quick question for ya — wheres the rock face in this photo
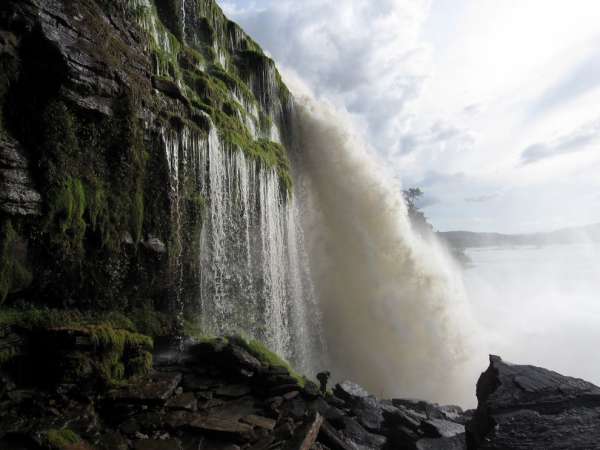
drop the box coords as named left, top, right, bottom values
left=0, top=0, right=293, bottom=309
left=0, top=134, right=41, bottom=216
left=466, top=355, right=600, bottom=449
left=0, top=335, right=470, bottom=450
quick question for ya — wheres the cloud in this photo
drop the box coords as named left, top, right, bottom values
left=465, top=194, right=498, bottom=203
left=530, top=47, right=600, bottom=117
left=220, top=0, right=600, bottom=233
left=520, top=118, right=600, bottom=164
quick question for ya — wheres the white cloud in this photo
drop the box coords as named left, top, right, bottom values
left=219, top=0, right=600, bottom=232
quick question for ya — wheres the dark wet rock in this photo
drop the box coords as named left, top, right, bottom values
left=215, top=384, right=252, bottom=398
left=136, top=411, right=164, bottom=432
left=416, top=435, right=466, bottom=450
left=0, top=134, right=41, bottom=216
left=381, top=403, right=422, bottom=431
left=309, top=399, right=346, bottom=429
left=319, top=422, right=357, bottom=450
left=248, top=435, right=276, bottom=450
left=333, top=382, right=370, bottom=404
left=226, top=345, right=264, bottom=373
left=109, top=372, right=182, bottom=404
left=188, top=415, right=253, bottom=435
left=151, top=76, right=188, bottom=104
left=270, top=384, right=304, bottom=396
left=283, top=391, right=300, bottom=401
left=466, top=355, right=600, bottom=449
left=283, top=412, right=323, bottom=450
left=166, top=392, right=198, bottom=411
left=143, top=237, right=167, bottom=254
left=421, top=418, right=465, bottom=439
left=242, top=414, right=277, bottom=431
left=134, top=438, right=183, bottom=450
left=339, top=417, right=386, bottom=450
left=96, top=430, right=129, bottom=450
left=182, top=374, right=220, bottom=391
left=351, top=397, right=384, bottom=433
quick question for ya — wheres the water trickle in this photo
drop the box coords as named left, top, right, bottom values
left=181, top=0, right=186, bottom=43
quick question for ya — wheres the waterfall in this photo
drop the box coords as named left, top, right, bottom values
left=287, top=88, right=481, bottom=405
left=181, top=0, right=186, bottom=43
left=158, top=117, right=323, bottom=374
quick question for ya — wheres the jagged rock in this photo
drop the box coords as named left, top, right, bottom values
left=0, top=134, right=41, bottom=216
left=466, top=355, right=600, bottom=449
left=351, top=396, right=384, bottom=433
left=151, top=76, right=188, bottom=104
left=421, top=419, right=465, bottom=439
left=319, top=422, right=357, bottom=450
left=333, top=382, right=370, bottom=404
left=339, top=417, right=386, bottom=450
left=227, top=345, right=264, bottom=373
left=283, top=413, right=323, bottom=450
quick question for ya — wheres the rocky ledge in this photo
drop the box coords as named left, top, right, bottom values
left=1, top=340, right=599, bottom=450
left=0, top=334, right=470, bottom=450
left=467, top=355, right=600, bottom=449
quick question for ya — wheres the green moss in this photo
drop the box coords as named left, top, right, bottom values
left=0, top=307, right=135, bottom=332
left=55, top=323, right=153, bottom=384
left=229, top=335, right=305, bottom=386
left=209, top=65, right=255, bottom=104
left=131, top=306, right=175, bottom=337
left=46, top=428, right=81, bottom=449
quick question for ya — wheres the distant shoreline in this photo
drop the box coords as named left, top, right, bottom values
left=438, top=222, right=600, bottom=250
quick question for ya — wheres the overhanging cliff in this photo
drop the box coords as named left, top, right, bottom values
left=0, top=0, right=295, bottom=323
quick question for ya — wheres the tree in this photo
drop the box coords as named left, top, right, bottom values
left=402, top=187, right=433, bottom=236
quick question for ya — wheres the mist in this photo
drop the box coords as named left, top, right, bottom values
left=463, top=240, right=600, bottom=389
left=288, top=86, right=484, bottom=406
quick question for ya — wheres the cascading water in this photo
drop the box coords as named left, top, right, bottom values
left=159, top=114, right=324, bottom=374
left=287, top=86, right=481, bottom=405
left=197, top=121, right=324, bottom=373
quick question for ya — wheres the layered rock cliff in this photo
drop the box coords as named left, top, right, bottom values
left=0, top=0, right=295, bottom=327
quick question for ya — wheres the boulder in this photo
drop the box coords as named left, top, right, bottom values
left=466, top=355, right=600, bottom=449
left=333, top=381, right=370, bottom=404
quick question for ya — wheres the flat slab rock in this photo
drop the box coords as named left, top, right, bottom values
left=467, top=355, right=600, bottom=449
left=109, top=372, right=182, bottom=404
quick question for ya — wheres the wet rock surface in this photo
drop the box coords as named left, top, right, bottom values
left=466, top=355, right=600, bottom=449
left=0, top=134, right=41, bottom=216
left=0, top=337, right=470, bottom=450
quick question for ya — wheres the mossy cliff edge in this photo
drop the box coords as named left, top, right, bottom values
left=0, top=0, right=293, bottom=320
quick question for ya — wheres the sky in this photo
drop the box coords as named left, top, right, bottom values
left=218, top=0, right=600, bottom=233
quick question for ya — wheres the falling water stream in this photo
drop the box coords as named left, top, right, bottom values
left=160, top=114, right=324, bottom=375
